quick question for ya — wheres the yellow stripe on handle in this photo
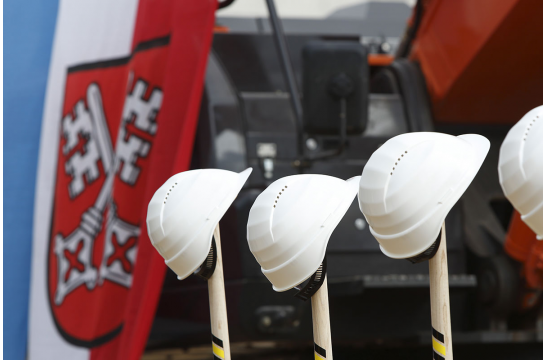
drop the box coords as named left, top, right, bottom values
left=432, top=337, right=446, bottom=356
left=315, top=352, right=326, bottom=360
left=212, top=342, right=225, bottom=359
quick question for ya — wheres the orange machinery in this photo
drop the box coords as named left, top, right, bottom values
left=410, top=0, right=542, bottom=124
left=505, top=211, right=543, bottom=310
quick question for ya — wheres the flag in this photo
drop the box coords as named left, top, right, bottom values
left=28, top=0, right=216, bottom=359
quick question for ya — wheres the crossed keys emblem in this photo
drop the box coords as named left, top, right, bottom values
left=54, top=79, right=162, bottom=305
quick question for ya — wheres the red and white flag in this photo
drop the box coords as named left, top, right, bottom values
left=29, top=1, right=216, bottom=359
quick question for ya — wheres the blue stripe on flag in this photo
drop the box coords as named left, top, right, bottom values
left=4, top=1, right=59, bottom=359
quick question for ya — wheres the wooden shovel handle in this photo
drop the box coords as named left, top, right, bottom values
left=429, top=222, right=453, bottom=360
left=311, top=275, right=333, bottom=360
left=208, top=224, right=231, bottom=360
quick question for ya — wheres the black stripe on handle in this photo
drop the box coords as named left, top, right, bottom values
left=433, top=350, right=445, bottom=360
left=432, top=327, right=444, bottom=343
left=212, top=334, right=223, bottom=348
left=314, top=343, right=327, bottom=358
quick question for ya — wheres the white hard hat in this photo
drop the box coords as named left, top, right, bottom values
left=147, top=168, right=252, bottom=280
left=247, top=174, right=360, bottom=292
left=498, top=105, right=543, bottom=237
left=358, top=132, right=489, bottom=260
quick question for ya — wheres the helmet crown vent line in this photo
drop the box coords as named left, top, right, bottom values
left=163, top=182, right=179, bottom=205
left=273, top=185, right=288, bottom=209
left=523, top=114, right=540, bottom=142
left=390, top=150, right=408, bottom=175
